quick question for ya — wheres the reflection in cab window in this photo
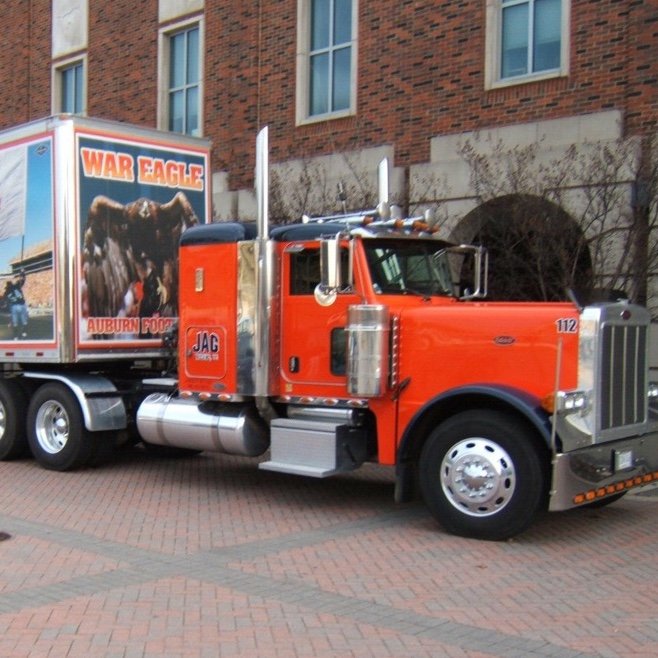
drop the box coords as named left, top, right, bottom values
left=364, top=239, right=457, bottom=297
left=290, top=249, right=321, bottom=295
left=289, top=248, right=350, bottom=295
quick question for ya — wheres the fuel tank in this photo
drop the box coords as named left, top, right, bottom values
left=136, top=393, right=270, bottom=456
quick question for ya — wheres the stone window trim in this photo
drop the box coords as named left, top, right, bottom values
left=484, top=0, right=570, bottom=90
left=51, top=53, right=87, bottom=115
left=157, top=15, right=204, bottom=136
left=296, top=0, right=359, bottom=126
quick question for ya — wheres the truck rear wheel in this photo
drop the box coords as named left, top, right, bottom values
left=0, top=380, right=29, bottom=460
left=27, top=383, right=92, bottom=471
left=419, top=410, right=547, bottom=540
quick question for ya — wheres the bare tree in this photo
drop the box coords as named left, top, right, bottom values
left=457, top=134, right=657, bottom=308
left=268, top=151, right=416, bottom=224
left=269, top=159, right=334, bottom=223
left=633, top=133, right=658, bottom=312
left=266, top=129, right=658, bottom=315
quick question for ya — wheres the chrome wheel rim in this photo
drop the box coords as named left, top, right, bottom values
left=35, top=401, right=69, bottom=454
left=440, top=438, right=516, bottom=517
left=0, top=401, right=6, bottom=440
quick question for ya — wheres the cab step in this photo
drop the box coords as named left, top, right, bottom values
left=259, top=417, right=367, bottom=478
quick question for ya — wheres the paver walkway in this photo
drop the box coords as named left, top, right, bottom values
left=0, top=445, right=656, bottom=657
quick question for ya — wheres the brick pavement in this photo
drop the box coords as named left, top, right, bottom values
left=0, top=445, right=657, bottom=658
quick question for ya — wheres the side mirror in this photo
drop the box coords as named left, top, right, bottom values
left=457, top=245, right=488, bottom=300
left=322, top=233, right=342, bottom=290
left=436, top=245, right=489, bottom=300
left=315, top=234, right=342, bottom=306
left=314, top=233, right=353, bottom=306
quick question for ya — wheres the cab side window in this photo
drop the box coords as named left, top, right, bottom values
left=289, top=247, right=350, bottom=295
left=290, top=249, right=321, bottom=295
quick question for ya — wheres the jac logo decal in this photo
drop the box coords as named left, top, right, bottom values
left=190, top=330, right=220, bottom=361
left=494, top=336, right=516, bottom=346
left=556, top=318, right=578, bottom=334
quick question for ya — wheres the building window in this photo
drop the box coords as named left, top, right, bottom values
left=159, top=21, right=202, bottom=136
left=486, top=0, right=568, bottom=88
left=297, top=0, right=357, bottom=123
left=169, top=26, right=200, bottom=135
left=54, top=59, right=86, bottom=114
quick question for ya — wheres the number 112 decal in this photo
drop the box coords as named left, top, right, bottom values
left=556, top=318, right=578, bottom=334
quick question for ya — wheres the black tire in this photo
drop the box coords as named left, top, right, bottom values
left=419, top=410, right=548, bottom=541
left=0, top=379, right=29, bottom=460
left=87, top=430, right=117, bottom=467
left=27, top=383, right=92, bottom=471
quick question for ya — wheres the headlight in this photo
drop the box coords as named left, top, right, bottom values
left=556, top=390, right=590, bottom=414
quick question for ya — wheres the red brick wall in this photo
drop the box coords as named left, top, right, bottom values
left=87, top=0, right=159, bottom=125
left=0, top=1, right=655, bottom=189
left=0, top=0, right=51, bottom=125
left=208, top=0, right=658, bottom=188
left=205, top=1, right=262, bottom=177
left=626, top=0, right=658, bottom=133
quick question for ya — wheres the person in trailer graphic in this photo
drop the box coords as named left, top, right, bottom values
left=6, top=270, right=28, bottom=339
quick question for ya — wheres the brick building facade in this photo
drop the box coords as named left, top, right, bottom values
left=0, top=1, right=657, bottom=305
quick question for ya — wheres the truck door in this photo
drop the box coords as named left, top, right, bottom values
left=279, top=244, right=359, bottom=395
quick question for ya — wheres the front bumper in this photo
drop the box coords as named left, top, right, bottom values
left=550, top=431, right=658, bottom=511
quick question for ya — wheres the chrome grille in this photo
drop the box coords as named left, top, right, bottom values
left=600, top=323, right=647, bottom=431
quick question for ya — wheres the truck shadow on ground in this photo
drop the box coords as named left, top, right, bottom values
left=100, top=441, right=657, bottom=545
left=107, top=441, right=400, bottom=510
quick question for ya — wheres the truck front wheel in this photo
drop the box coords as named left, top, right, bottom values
left=27, top=383, right=92, bottom=471
left=419, top=410, right=547, bottom=541
left=0, top=380, right=29, bottom=460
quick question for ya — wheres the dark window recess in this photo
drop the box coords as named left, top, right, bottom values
left=331, top=328, right=347, bottom=376
left=290, top=249, right=322, bottom=295
left=289, top=248, right=350, bottom=295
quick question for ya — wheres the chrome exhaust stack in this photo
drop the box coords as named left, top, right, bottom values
left=253, top=127, right=277, bottom=420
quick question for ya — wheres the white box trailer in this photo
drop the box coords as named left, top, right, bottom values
left=0, top=115, right=210, bottom=469
left=0, top=114, right=211, bottom=361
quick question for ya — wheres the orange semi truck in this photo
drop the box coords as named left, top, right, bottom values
left=2, top=121, right=658, bottom=540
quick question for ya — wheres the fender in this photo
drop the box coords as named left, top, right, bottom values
left=22, top=372, right=127, bottom=432
left=397, top=384, right=553, bottom=467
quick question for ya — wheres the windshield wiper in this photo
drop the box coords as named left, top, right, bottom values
left=380, top=284, right=430, bottom=300
left=401, top=286, right=431, bottom=300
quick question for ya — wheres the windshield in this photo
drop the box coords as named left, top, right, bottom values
left=363, top=239, right=458, bottom=297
